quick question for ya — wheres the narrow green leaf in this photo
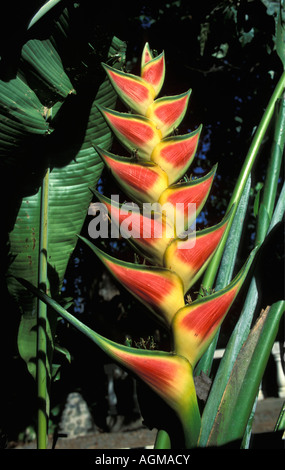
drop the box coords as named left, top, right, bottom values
left=240, top=396, right=258, bottom=449
left=198, top=276, right=259, bottom=446
left=256, top=93, right=285, bottom=244
left=205, top=301, right=285, bottom=447
left=197, top=76, right=285, bottom=444
left=274, top=402, right=285, bottom=432
left=199, top=70, right=285, bottom=292
left=194, top=175, right=251, bottom=377
left=54, top=344, right=71, bottom=363
left=28, top=0, right=63, bottom=30
left=199, top=163, right=285, bottom=446
left=268, top=180, right=285, bottom=232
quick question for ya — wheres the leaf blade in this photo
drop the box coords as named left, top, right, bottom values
left=205, top=301, right=285, bottom=447
left=7, top=35, right=127, bottom=377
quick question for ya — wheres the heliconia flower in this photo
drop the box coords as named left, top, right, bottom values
left=94, top=145, right=169, bottom=204
left=92, top=191, right=175, bottom=265
left=163, top=211, right=231, bottom=293
left=172, top=248, right=258, bottom=367
left=146, top=90, right=191, bottom=137
left=79, top=235, right=185, bottom=326
left=102, top=63, right=156, bottom=115
left=158, top=165, right=217, bottom=233
left=141, top=51, right=165, bottom=97
left=151, top=126, right=202, bottom=185
left=19, top=42, right=257, bottom=450
left=97, top=105, right=162, bottom=159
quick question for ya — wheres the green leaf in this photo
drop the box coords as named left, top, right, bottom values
left=199, top=22, right=210, bottom=56
left=255, top=93, right=285, bottom=243
left=204, top=301, right=285, bottom=447
left=199, top=138, right=285, bottom=446
left=261, top=0, right=285, bottom=68
left=198, top=277, right=259, bottom=446
left=268, top=180, right=285, bottom=231
left=199, top=70, right=285, bottom=294
left=20, top=38, right=74, bottom=104
left=27, top=0, right=63, bottom=30
left=51, top=363, right=61, bottom=382
left=54, top=343, right=71, bottom=363
left=0, top=75, right=49, bottom=158
left=239, top=27, right=255, bottom=47
left=276, top=0, right=285, bottom=69
left=275, top=402, right=285, bottom=432
left=6, top=33, right=127, bottom=378
left=212, top=43, right=229, bottom=59
left=194, top=175, right=251, bottom=377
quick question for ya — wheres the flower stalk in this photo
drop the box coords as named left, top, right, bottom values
left=37, top=168, right=50, bottom=449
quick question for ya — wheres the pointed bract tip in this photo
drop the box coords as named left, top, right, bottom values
left=146, top=89, right=192, bottom=137
left=172, top=245, right=259, bottom=366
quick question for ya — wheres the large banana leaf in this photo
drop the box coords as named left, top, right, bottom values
left=4, top=5, right=127, bottom=378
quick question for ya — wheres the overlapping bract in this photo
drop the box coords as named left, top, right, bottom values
left=83, top=44, right=253, bottom=428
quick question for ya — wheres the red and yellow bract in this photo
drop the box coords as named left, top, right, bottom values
left=146, top=90, right=191, bottom=136
left=81, top=237, right=185, bottom=326
left=95, top=146, right=169, bottom=204
left=172, top=254, right=253, bottom=367
left=92, top=330, right=198, bottom=424
left=164, top=212, right=231, bottom=292
left=102, top=63, right=155, bottom=115
left=141, top=43, right=165, bottom=96
left=97, top=106, right=162, bottom=159
left=93, top=192, right=175, bottom=265
left=151, top=127, right=202, bottom=184
left=141, top=50, right=165, bottom=96
left=158, top=166, right=217, bottom=232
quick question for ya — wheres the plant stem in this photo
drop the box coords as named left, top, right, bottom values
left=201, top=71, right=285, bottom=292
left=154, top=430, right=171, bottom=449
left=180, top=390, right=202, bottom=449
left=37, top=169, right=49, bottom=449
